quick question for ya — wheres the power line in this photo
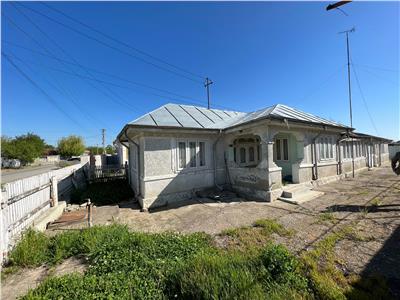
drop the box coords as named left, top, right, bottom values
left=4, top=41, right=214, bottom=107
left=40, top=1, right=206, bottom=80
left=298, top=65, right=346, bottom=102
left=350, top=59, right=380, bottom=135
left=352, top=63, right=399, bottom=73
left=2, top=53, right=87, bottom=129
left=6, top=6, right=142, bottom=113
left=7, top=52, right=212, bottom=108
left=16, top=2, right=204, bottom=84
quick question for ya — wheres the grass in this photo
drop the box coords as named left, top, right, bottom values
left=70, top=179, right=134, bottom=205
left=370, top=197, right=382, bottom=207
left=219, top=219, right=294, bottom=251
left=3, top=221, right=392, bottom=299
left=300, top=225, right=391, bottom=299
left=316, top=212, right=337, bottom=224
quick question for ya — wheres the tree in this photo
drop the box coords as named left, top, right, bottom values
left=1, top=133, right=45, bottom=164
left=105, top=144, right=115, bottom=154
left=58, top=135, right=85, bottom=157
left=87, top=146, right=104, bottom=155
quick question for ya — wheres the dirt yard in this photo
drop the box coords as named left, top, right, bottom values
left=2, top=166, right=399, bottom=299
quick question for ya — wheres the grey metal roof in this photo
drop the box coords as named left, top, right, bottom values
left=128, top=103, right=349, bottom=130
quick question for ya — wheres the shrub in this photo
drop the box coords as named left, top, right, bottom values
left=9, top=229, right=49, bottom=267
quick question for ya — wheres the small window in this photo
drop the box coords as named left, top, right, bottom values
left=283, top=139, right=289, bottom=160
left=329, top=138, right=333, bottom=158
left=233, top=147, right=237, bottom=163
left=276, top=139, right=281, bottom=160
left=189, top=142, right=196, bottom=167
left=199, top=142, right=205, bottom=166
left=240, top=147, right=246, bottom=163
left=249, top=147, right=255, bottom=162
left=178, top=142, right=186, bottom=168
left=257, top=144, right=260, bottom=161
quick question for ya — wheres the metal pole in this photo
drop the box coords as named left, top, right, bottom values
left=345, top=32, right=355, bottom=178
left=204, top=77, right=213, bottom=109
left=102, top=129, right=106, bottom=153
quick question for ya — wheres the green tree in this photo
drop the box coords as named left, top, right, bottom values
left=87, top=146, right=104, bottom=155
left=58, top=135, right=85, bottom=157
left=105, top=144, right=115, bottom=154
left=1, top=133, right=45, bottom=164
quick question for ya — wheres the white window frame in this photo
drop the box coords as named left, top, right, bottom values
left=319, top=136, right=334, bottom=161
left=176, top=139, right=207, bottom=171
left=275, top=138, right=289, bottom=162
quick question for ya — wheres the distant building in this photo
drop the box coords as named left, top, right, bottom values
left=117, top=103, right=391, bottom=210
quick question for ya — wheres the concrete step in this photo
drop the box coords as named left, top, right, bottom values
left=281, top=184, right=312, bottom=198
left=278, top=188, right=324, bottom=204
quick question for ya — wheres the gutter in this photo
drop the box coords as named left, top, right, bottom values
left=123, top=127, right=142, bottom=199
left=213, top=130, right=224, bottom=190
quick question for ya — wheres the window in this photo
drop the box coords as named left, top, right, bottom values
left=199, top=142, right=205, bottom=166
left=178, top=140, right=207, bottom=170
left=240, top=147, right=246, bottom=163
left=275, top=138, right=288, bottom=161
left=276, top=139, right=281, bottom=160
left=249, top=147, right=255, bottom=162
left=233, top=136, right=260, bottom=166
left=319, top=137, right=334, bottom=160
left=189, top=142, right=196, bottom=167
left=178, top=142, right=186, bottom=168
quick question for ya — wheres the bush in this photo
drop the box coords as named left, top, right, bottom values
left=9, top=229, right=49, bottom=267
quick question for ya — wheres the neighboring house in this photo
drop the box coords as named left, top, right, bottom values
left=117, top=103, right=391, bottom=210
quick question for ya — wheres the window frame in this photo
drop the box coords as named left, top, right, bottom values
left=319, top=136, right=334, bottom=161
left=176, top=139, right=207, bottom=171
left=275, top=138, right=289, bottom=162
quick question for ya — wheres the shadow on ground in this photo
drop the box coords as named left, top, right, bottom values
left=346, top=225, right=400, bottom=299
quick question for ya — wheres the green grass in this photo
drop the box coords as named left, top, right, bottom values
left=4, top=222, right=392, bottom=299
left=317, top=212, right=337, bottom=224
left=70, top=179, right=134, bottom=205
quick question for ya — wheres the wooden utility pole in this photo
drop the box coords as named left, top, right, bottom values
left=204, top=77, right=213, bottom=109
left=339, top=28, right=355, bottom=177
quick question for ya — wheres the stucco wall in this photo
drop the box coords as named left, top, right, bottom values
left=137, top=134, right=221, bottom=209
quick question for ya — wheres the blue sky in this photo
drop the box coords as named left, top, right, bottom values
left=2, top=1, right=399, bottom=146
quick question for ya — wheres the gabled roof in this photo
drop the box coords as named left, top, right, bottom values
left=128, top=103, right=349, bottom=130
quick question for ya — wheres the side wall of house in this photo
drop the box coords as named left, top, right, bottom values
left=137, top=133, right=223, bottom=209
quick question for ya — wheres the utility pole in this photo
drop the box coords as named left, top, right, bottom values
left=204, top=77, right=213, bottom=109
left=339, top=27, right=355, bottom=178
left=101, top=129, right=106, bottom=154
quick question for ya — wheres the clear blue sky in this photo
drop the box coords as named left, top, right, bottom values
left=2, top=1, right=399, bottom=146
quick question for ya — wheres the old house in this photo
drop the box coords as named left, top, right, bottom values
left=117, top=103, right=390, bottom=210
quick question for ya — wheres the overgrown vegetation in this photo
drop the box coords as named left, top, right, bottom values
left=1, top=133, right=45, bottom=164
left=58, top=135, right=85, bottom=157
left=4, top=220, right=392, bottom=299
left=70, top=179, right=134, bottom=205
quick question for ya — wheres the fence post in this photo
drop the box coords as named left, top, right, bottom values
left=50, top=176, right=58, bottom=207
left=86, top=198, right=92, bottom=227
left=1, top=187, right=9, bottom=263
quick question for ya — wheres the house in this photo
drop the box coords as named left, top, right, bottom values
left=117, top=103, right=391, bottom=211
left=389, top=140, right=400, bottom=160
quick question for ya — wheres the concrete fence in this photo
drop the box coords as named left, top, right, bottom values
left=0, top=163, right=88, bottom=262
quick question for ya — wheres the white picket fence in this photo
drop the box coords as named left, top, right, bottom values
left=1, top=163, right=88, bottom=261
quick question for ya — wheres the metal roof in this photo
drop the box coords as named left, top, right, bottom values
left=128, top=103, right=349, bottom=130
